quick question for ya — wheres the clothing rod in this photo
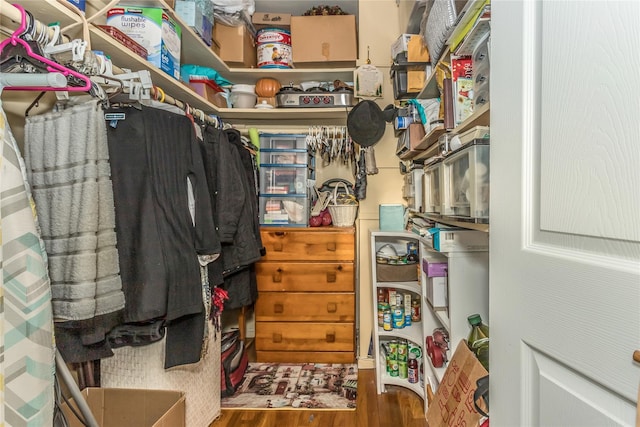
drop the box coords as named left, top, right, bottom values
left=0, top=72, right=67, bottom=88
left=152, top=86, right=221, bottom=128
left=0, top=0, right=70, bottom=44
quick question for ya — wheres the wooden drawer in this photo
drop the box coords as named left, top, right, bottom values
left=256, top=262, right=354, bottom=292
left=256, top=351, right=355, bottom=364
left=260, top=228, right=354, bottom=262
left=255, top=292, right=354, bottom=322
left=255, top=322, right=354, bottom=352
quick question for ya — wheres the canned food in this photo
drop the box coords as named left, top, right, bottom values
left=397, top=339, right=408, bottom=362
left=398, top=360, right=408, bottom=379
left=389, top=359, right=399, bottom=377
left=388, top=340, right=398, bottom=360
left=383, top=310, right=392, bottom=331
left=393, top=307, right=405, bottom=329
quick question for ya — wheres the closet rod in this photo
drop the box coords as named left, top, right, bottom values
left=151, top=86, right=222, bottom=128
left=0, top=0, right=70, bottom=43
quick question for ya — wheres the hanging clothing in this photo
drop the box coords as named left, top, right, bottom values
left=0, top=101, right=55, bottom=425
left=199, top=126, right=263, bottom=309
left=23, top=99, right=125, bottom=363
left=105, top=104, right=220, bottom=367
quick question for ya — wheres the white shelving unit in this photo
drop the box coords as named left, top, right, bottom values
left=370, top=230, right=489, bottom=412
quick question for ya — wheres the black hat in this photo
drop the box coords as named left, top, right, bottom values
left=382, top=104, right=398, bottom=123
left=347, top=100, right=386, bottom=147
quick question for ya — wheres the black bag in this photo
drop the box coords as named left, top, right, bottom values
left=220, top=330, right=249, bottom=397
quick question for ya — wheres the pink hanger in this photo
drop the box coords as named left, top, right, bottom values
left=0, top=3, right=92, bottom=92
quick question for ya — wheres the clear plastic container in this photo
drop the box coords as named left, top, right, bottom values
left=259, top=165, right=308, bottom=195
left=443, top=141, right=490, bottom=218
left=259, top=196, right=308, bottom=226
left=259, top=149, right=308, bottom=165
left=423, top=159, right=443, bottom=213
left=259, top=133, right=307, bottom=150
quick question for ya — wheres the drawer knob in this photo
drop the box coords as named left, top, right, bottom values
left=326, top=333, right=336, bottom=343
left=326, top=271, right=337, bottom=282
left=274, top=303, right=284, bottom=314
left=327, top=242, right=336, bottom=251
left=327, top=302, right=337, bottom=313
left=273, top=269, right=282, bottom=282
left=273, top=242, right=283, bottom=251
left=273, top=333, right=282, bottom=343
left=633, top=350, right=640, bottom=363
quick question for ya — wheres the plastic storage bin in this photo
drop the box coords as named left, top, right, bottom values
left=259, top=196, right=308, bottom=226
left=443, top=140, right=490, bottom=218
left=423, top=159, right=443, bottom=213
left=260, top=149, right=308, bottom=165
left=259, top=165, right=308, bottom=195
left=259, top=133, right=307, bottom=150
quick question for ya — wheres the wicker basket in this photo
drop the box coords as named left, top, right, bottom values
left=328, top=182, right=358, bottom=227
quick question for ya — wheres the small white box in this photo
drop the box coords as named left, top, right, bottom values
left=427, top=276, right=447, bottom=309
left=430, top=228, right=489, bottom=252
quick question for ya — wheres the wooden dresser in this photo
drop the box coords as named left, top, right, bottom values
left=255, top=227, right=356, bottom=363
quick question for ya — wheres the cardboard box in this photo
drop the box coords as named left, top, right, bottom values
left=212, top=24, right=256, bottom=68
left=252, top=12, right=291, bottom=30
left=429, top=227, right=489, bottom=252
left=174, top=1, right=213, bottom=46
left=422, top=259, right=448, bottom=277
left=107, top=7, right=182, bottom=79
left=61, top=388, right=185, bottom=427
left=427, top=276, right=448, bottom=308
left=391, top=34, right=429, bottom=63
left=290, top=15, right=357, bottom=66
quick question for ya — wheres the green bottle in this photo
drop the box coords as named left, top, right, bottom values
left=467, top=314, right=490, bottom=371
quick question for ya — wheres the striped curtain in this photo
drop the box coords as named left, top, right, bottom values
left=0, top=102, right=55, bottom=426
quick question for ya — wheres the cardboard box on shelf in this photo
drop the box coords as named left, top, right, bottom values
left=290, top=15, right=357, bottom=66
left=391, top=34, right=429, bottom=63
left=61, top=388, right=185, bottom=427
left=252, top=12, right=291, bottom=30
left=212, top=24, right=256, bottom=68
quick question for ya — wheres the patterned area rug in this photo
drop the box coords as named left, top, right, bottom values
left=221, top=363, right=358, bottom=410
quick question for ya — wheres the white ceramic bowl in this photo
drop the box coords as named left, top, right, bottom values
left=230, top=91, right=257, bottom=109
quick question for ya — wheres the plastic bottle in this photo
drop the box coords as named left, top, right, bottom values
left=407, top=352, right=419, bottom=384
left=467, top=313, right=490, bottom=371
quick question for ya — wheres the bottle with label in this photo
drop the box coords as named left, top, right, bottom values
left=407, top=352, right=419, bottom=384
left=467, top=313, right=490, bottom=371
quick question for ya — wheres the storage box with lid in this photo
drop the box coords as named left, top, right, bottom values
left=423, top=159, right=444, bottom=213
left=403, top=168, right=423, bottom=212
left=442, top=140, right=490, bottom=218
left=259, top=133, right=307, bottom=150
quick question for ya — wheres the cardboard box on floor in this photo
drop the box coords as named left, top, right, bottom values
left=290, top=15, right=357, bottom=66
left=61, top=388, right=185, bottom=427
left=212, top=24, right=256, bottom=68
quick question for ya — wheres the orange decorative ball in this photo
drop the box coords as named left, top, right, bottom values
left=255, top=78, right=282, bottom=97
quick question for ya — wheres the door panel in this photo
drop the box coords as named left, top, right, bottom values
left=491, top=1, right=640, bottom=425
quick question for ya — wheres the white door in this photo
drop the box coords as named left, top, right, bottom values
left=491, top=1, right=640, bottom=426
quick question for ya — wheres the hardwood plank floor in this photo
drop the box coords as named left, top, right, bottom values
left=210, top=368, right=429, bottom=427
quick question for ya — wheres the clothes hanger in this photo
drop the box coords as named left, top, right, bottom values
left=0, top=3, right=91, bottom=93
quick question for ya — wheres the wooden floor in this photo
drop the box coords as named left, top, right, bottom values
left=210, top=341, right=429, bottom=427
